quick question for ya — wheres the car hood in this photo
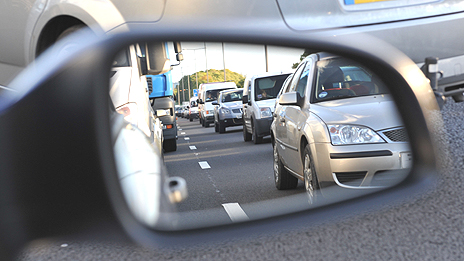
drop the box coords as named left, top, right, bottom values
left=310, top=95, right=403, bottom=131
left=256, top=99, right=277, bottom=112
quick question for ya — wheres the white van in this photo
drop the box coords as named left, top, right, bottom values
left=110, top=44, right=155, bottom=143
left=242, top=72, right=292, bottom=144
left=198, top=82, right=237, bottom=127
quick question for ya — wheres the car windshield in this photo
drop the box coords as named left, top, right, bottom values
left=221, top=90, right=243, bottom=103
left=255, top=74, right=289, bottom=101
left=313, top=58, right=389, bottom=103
left=205, top=89, right=230, bottom=102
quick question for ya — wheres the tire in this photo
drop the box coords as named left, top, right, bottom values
left=190, top=117, right=193, bottom=122
left=163, top=138, right=177, bottom=152
left=273, top=143, right=298, bottom=190
left=252, top=120, right=263, bottom=144
left=243, top=122, right=252, bottom=141
left=219, top=121, right=226, bottom=133
left=303, top=144, right=319, bottom=204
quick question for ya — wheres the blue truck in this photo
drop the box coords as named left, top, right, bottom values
left=147, top=42, right=182, bottom=152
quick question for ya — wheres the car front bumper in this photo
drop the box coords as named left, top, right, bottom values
left=313, top=142, right=412, bottom=197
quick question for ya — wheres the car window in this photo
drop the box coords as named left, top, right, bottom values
left=222, top=90, right=243, bottom=102
left=288, top=63, right=305, bottom=93
left=113, top=48, right=130, bottom=67
left=254, top=74, right=292, bottom=101
left=313, top=57, right=389, bottom=103
left=277, top=74, right=293, bottom=99
left=205, top=90, right=219, bottom=102
left=293, top=59, right=312, bottom=97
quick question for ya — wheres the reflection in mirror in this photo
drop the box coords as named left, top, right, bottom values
left=110, top=42, right=411, bottom=230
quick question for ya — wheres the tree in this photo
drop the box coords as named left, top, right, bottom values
left=178, top=69, right=245, bottom=98
left=292, top=49, right=320, bottom=69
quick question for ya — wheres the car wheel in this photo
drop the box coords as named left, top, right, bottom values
left=252, top=121, right=263, bottom=144
left=219, top=120, right=226, bottom=134
left=163, top=138, right=177, bottom=152
left=303, top=144, right=319, bottom=204
left=274, top=143, right=298, bottom=190
left=190, top=117, right=193, bottom=122
left=243, top=123, right=252, bottom=141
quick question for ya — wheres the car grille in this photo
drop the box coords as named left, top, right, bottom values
left=372, top=170, right=406, bottom=187
left=381, top=128, right=409, bottom=142
left=232, top=108, right=242, bottom=114
left=334, top=171, right=367, bottom=186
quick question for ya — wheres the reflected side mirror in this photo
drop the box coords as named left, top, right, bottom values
left=242, top=95, right=248, bottom=104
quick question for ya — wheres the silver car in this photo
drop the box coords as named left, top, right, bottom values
left=213, top=88, right=244, bottom=133
left=271, top=53, right=412, bottom=201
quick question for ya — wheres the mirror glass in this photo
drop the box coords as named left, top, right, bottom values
left=111, top=41, right=412, bottom=230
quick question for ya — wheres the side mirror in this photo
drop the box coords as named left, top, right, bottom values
left=212, top=101, right=218, bottom=106
left=156, top=109, right=169, bottom=117
left=198, top=99, right=204, bottom=104
left=278, top=92, right=298, bottom=105
left=279, top=92, right=304, bottom=107
left=0, top=28, right=440, bottom=256
left=143, top=42, right=171, bottom=75
left=242, top=95, right=248, bottom=104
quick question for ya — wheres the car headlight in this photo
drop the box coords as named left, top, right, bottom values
left=220, top=108, right=231, bottom=114
left=260, top=107, right=272, bottom=118
left=328, top=125, right=385, bottom=145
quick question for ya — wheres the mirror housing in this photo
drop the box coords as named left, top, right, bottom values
left=0, top=27, right=440, bottom=255
left=212, top=101, right=218, bottom=106
left=144, top=42, right=171, bottom=75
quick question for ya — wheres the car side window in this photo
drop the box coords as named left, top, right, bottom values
left=289, top=62, right=305, bottom=93
left=294, top=60, right=312, bottom=97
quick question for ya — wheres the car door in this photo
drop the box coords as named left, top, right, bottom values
left=276, top=63, right=305, bottom=168
left=283, top=58, right=314, bottom=173
left=243, top=79, right=253, bottom=132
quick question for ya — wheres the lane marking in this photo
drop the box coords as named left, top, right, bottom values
left=222, top=203, right=249, bottom=222
left=184, top=137, right=190, bottom=140
left=181, top=132, right=186, bottom=135
left=198, top=161, right=211, bottom=169
left=189, top=146, right=197, bottom=150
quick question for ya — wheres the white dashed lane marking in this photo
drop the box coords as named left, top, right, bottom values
left=222, top=203, right=249, bottom=222
left=189, top=146, right=197, bottom=150
left=184, top=137, right=190, bottom=140
left=198, top=161, right=211, bottom=169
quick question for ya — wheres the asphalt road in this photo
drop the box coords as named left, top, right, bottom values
left=19, top=100, right=464, bottom=260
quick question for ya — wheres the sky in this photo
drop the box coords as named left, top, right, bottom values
left=168, top=42, right=304, bottom=84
